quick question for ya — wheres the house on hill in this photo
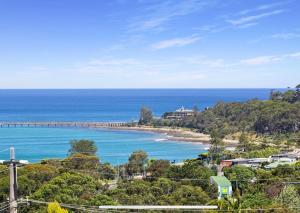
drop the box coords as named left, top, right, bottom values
left=162, top=107, right=194, bottom=120
left=210, top=176, right=232, bottom=199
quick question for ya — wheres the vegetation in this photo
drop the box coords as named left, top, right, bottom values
left=139, top=107, right=153, bottom=125
left=68, top=139, right=97, bottom=156
left=143, top=86, right=300, bottom=149
left=0, top=86, right=299, bottom=212
left=47, top=202, right=68, bottom=213
left=158, top=98, right=300, bottom=136
left=275, top=185, right=300, bottom=212
left=0, top=140, right=299, bottom=212
left=125, top=150, right=148, bottom=175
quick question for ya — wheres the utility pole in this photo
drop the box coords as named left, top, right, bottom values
left=9, top=147, right=17, bottom=213
left=0, top=147, right=28, bottom=213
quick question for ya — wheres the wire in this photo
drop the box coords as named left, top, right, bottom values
left=69, top=169, right=300, bottom=182
left=50, top=168, right=300, bottom=185
left=18, top=199, right=300, bottom=212
left=19, top=199, right=102, bottom=212
left=0, top=203, right=10, bottom=212
left=0, top=201, right=8, bottom=206
left=21, top=199, right=221, bottom=212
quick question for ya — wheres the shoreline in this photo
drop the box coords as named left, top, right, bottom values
left=108, top=125, right=239, bottom=147
left=0, top=122, right=239, bottom=147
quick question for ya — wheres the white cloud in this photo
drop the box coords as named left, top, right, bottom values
left=240, top=51, right=300, bottom=65
left=236, top=22, right=258, bottom=29
left=177, top=56, right=228, bottom=68
left=177, top=51, right=300, bottom=68
left=195, top=3, right=286, bottom=34
left=130, top=0, right=212, bottom=31
left=238, top=2, right=284, bottom=15
left=88, top=58, right=141, bottom=66
left=271, top=32, right=300, bottom=39
left=284, top=52, right=300, bottom=59
left=227, top=9, right=284, bottom=26
left=151, top=35, right=201, bottom=50
left=240, top=56, right=281, bottom=65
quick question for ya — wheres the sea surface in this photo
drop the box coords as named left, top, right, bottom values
left=0, top=89, right=275, bottom=164
left=0, top=127, right=208, bottom=165
left=0, top=89, right=273, bottom=121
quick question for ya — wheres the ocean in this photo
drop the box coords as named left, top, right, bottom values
left=0, top=89, right=273, bottom=121
left=0, top=89, right=274, bottom=164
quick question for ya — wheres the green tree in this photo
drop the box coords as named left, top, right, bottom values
left=241, top=193, right=272, bottom=209
left=126, top=150, right=148, bottom=175
left=63, top=153, right=100, bottom=170
left=167, top=185, right=209, bottom=205
left=238, top=132, right=250, bottom=152
left=17, top=164, right=59, bottom=198
left=99, top=163, right=117, bottom=180
left=109, top=180, right=155, bottom=205
left=275, top=185, right=300, bottom=211
left=139, top=107, right=153, bottom=125
left=89, top=194, right=118, bottom=206
left=32, top=173, right=98, bottom=204
left=224, top=166, right=255, bottom=195
left=217, top=197, right=241, bottom=211
left=209, top=128, right=225, bottom=163
left=147, top=160, right=170, bottom=177
left=68, top=139, right=97, bottom=156
left=152, top=178, right=177, bottom=196
left=166, top=160, right=216, bottom=197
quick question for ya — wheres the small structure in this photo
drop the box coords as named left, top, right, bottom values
left=163, top=107, right=194, bottom=120
left=210, top=176, right=232, bottom=199
left=220, top=158, right=270, bottom=169
left=270, top=153, right=299, bottom=162
left=265, top=156, right=297, bottom=169
left=265, top=161, right=296, bottom=169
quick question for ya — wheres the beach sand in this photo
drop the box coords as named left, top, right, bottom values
left=109, top=126, right=239, bottom=147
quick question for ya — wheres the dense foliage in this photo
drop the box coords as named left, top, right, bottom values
left=68, top=139, right=97, bottom=156
left=139, top=107, right=153, bottom=125
left=1, top=139, right=299, bottom=212
left=149, top=87, right=300, bottom=147
left=1, top=87, right=299, bottom=212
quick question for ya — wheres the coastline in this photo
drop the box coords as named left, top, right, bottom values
left=109, top=125, right=239, bottom=147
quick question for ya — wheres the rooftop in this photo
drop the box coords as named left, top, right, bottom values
left=265, top=161, right=296, bottom=169
left=210, top=176, right=231, bottom=187
left=175, top=106, right=193, bottom=112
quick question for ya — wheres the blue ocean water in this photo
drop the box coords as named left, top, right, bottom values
left=0, top=127, right=208, bottom=165
left=0, top=89, right=273, bottom=121
left=0, top=89, right=274, bottom=164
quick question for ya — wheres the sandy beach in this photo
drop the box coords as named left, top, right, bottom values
left=110, top=125, right=239, bottom=147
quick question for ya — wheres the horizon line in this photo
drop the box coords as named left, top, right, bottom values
left=0, top=87, right=290, bottom=90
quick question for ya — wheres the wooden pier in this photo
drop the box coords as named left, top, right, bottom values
left=0, top=121, right=130, bottom=128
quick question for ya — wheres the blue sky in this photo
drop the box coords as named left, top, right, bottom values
left=0, top=0, right=299, bottom=88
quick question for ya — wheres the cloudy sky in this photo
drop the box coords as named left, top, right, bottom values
left=0, top=0, right=299, bottom=88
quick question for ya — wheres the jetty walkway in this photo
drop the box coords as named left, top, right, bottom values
left=0, top=121, right=130, bottom=128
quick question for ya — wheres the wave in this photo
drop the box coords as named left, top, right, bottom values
left=154, top=138, right=168, bottom=142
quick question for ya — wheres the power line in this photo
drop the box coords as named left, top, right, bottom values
left=0, top=201, right=8, bottom=206
left=18, top=199, right=300, bottom=212
left=42, top=168, right=300, bottom=185
left=20, top=199, right=220, bottom=212
left=0, top=204, right=10, bottom=212
left=67, top=169, right=300, bottom=182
